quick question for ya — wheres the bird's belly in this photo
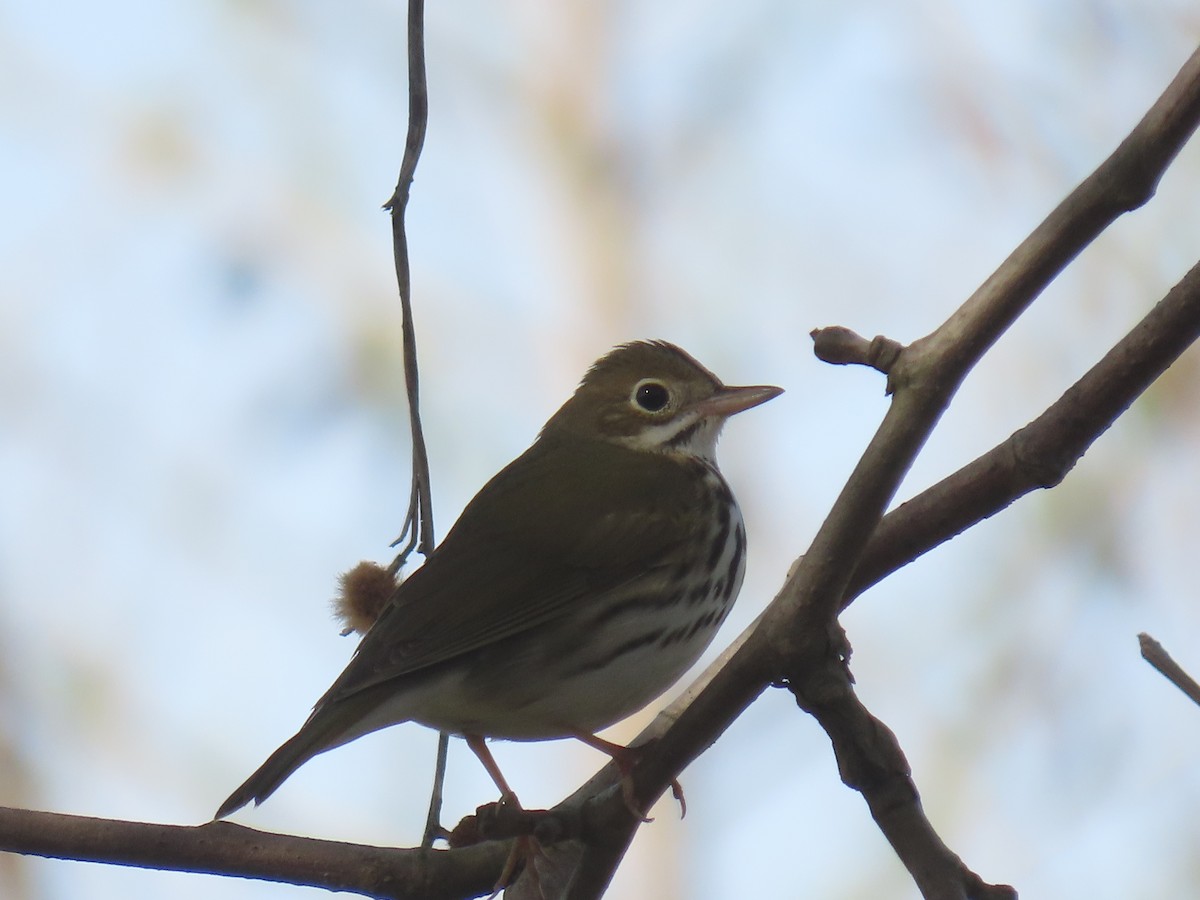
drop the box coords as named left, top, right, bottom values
left=406, top=606, right=732, bottom=740
left=403, top=502, right=749, bottom=741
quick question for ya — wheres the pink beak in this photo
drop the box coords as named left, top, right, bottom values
left=691, top=384, right=783, bottom=418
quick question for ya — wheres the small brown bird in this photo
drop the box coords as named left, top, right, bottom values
left=216, top=341, right=780, bottom=819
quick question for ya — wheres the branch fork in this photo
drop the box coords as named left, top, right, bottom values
left=3, top=27, right=1200, bottom=900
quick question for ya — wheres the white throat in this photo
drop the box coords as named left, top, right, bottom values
left=614, top=413, right=725, bottom=463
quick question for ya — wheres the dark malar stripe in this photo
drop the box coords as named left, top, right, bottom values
left=667, top=421, right=703, bottom=449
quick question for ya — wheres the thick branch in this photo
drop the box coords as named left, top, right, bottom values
left=792, top=667, right=1015, bottom=900
left=562, top=40, right=1200, bottom=900
left=0, top=809, right=505, bottom=900
left=847, top=256, right=1200, bottom=604
left=2, top=37, right=1199, bottom=900
left=3, top=263, right=1198, bottom=900
left=906, top=40, right=1200, bottom=387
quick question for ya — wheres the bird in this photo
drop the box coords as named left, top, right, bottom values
left=215, top=340, right=781, bottom=821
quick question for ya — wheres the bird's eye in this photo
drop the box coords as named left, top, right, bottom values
left=633, top=380, right=670, bottom=413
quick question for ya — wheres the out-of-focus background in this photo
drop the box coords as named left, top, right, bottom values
left=3, top=2, right=1200, bottom=898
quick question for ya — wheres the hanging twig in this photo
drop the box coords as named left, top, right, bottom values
left=381, top=0, right=449, bottom=849
left=384, top=0, right=433, bottom=564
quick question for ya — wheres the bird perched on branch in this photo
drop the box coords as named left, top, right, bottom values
left=216, top=340, right=781, bottom=820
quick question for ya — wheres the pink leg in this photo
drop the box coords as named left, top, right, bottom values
left=465, top=734, right=521, bottom=807
left=571, top=731, right=687, bottom=820
left=464, top=734, right=537, bottom=896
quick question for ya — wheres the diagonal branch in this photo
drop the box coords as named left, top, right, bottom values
left=846, top=257, right=1200, bottom=605
left=1, top=241, right=1197, bottom=900
left=557, top=40, right=1200, bottom=900
left=1139, top=633, right=1200, bottom=708
left=1, top=34, right=1198, bottom=900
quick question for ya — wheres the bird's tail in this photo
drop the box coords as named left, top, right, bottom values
left=214, top=713, right=344, bottom=820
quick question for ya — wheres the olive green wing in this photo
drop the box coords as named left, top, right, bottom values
left=322, top=436, right=702, bottom=703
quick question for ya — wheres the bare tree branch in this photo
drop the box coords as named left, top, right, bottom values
left=1, top=228, right=1196, bottom=900
left=811, top=327, right=904, bottom=377
left=2, top=30, right=1199, bottom=900
left=792, top=682, right=1015, bottom=900
left=558, top=39, right=1200, bottom=900
left=1139, top=633, right=1200, bottom=708
left=847, top=258, right=1200, bottom=604
left=0, top=808, right=505, bottom=900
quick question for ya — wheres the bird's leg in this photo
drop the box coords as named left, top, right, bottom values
left=465, top=734, right=543, bottom=897
left=570, top=731, right=687, bottom=821
left=465, top=734, right=522, bottom=808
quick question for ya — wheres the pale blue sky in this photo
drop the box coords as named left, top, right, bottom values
left=2, top=2, right=1200, bottom=898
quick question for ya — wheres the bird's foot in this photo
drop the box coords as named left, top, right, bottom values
left=570, top=731, right=686, bottom=821
left=488, top=833, right=549, bottom=899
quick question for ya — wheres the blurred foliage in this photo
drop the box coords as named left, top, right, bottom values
left=1, top=2, right=1199, bottom=899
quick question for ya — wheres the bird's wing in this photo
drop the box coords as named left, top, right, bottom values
left=322, top=436, right=704, bottom=702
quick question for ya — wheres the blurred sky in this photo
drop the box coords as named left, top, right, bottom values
left=2, top=1, right=1200, bottom=898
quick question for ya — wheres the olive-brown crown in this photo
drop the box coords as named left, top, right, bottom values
left=540, top=341, right=725, bottom=444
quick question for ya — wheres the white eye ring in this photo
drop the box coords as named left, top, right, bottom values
left=631, top=379, right=671, bottom=413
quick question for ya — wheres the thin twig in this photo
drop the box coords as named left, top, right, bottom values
left=381, top=0, right=448, bottom=850
left=1139, top=633, right=1200, bottom=707
left=810, top=327, right=904, bottom=377
left=384, top=1, right=433, bottom=562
